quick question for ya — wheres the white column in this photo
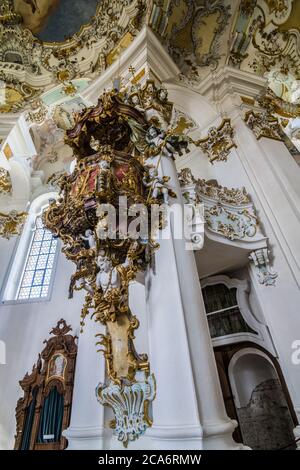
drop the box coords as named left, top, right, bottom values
left=145, top=154, right=244, bottom=450
left=63, top=316, right=106, bottom=450
left=232, top=115, right=300, bottom=438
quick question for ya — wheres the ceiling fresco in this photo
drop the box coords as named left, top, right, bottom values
left=2, top=0, right=300, bottom=239
left=0, top=0, right=300, bottom=117
left=0, top=0, right=146, bottom=112
left=149, top=0, right=236, bottom=85
left=148, top=0, right=300, bottom=91
left=14, top=0, right=100, bottom=42
left=228, top=0, right=300, bottom=94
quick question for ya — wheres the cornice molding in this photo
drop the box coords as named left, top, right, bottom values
left=82, top=26, right=180, bottom=104
left=196, top=66, right=268, bottom=103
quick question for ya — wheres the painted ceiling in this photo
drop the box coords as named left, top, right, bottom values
left=13, top=0, right=100, bottom=42
left=149, top=0, right=300, bottom=94
left=1, top=0, right=300, bottom=230
left=1, top=0, right=300, bottom=117
left=0, top=0, right=145, bottom=113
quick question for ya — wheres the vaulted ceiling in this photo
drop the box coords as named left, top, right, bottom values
left=1, top=0, right=300, bottom=117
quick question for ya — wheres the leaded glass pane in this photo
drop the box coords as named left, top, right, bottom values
left=40, top=241, right=51, bottom=253
left=41, top=286, right=49, bottom=297
left=50, top=243, right=57, bottom=253
left=30, top=286, right=42, bottom=298
left=36, top=255, right=48, bottom=269
left=27, top=256, right=38, bottom=270
left=34, top=231, right=44, bottom=242
left=17, top=216, right=57, bottom=300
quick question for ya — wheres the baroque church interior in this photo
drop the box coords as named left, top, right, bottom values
left=1, top=0, right=300, bottom=453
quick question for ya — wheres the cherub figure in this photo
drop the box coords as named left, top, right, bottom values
left=285, top=117, right=300, bottom=140
left=143, top=166, right=173, bottom=204
left=157, top=87, right=168, bottom=102
left=145, top=125, right=177, bottom=159
left=96, top=254, right=120, bottom=293
left=90, top=135, right=100, bottom=152
left=97, top=158, right=111, bottom=194
left=129, top=93, right=145, bottom=113
left=143, top=82, right=155, bottom=108
left=80, top=229, right=96, bottom=249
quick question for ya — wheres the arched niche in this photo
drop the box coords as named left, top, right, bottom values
left=228, top=348, right=277, bottom=409
left=228, top=348, right=296, bottom=450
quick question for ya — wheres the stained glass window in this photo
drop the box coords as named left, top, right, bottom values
left=17, top=217, right=58, bottom=300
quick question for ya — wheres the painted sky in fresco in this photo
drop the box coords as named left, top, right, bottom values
left=14, top=0, right=100, bottom=42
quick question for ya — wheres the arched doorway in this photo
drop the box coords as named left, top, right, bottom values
left=228, top=348, right=296, bottom=449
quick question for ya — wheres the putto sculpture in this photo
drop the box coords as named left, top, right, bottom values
left=43, top=80, right=190, bottom=446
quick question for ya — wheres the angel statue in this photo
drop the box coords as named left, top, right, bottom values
left=97, top=158, right=111, bottom=194
left=143, top=166, right=175, bottom=204
left=145, top=125, right=176, bottom=159
left=95, top=243, right=140, bottom=295
left=145, top=125, right=190, bottom=160
left=80, top=229, right=96, bottom=249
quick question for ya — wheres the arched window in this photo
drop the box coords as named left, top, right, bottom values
left=17, top=216, right=58, bottom=300
left=202, top=282, right=257, bottom=339
left=202, top=275, right=276, bottom=359
left=1, top=192, right=59, bottom=303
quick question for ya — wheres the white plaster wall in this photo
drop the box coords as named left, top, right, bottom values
left=175, top=148, right=215, bottom=182
left=0, top=250, right=81, bottom=449
left=0, top=238, right=17, bottom=288
left=232, top=120, right=300, bottom=424
left=167, top=81, right=300, bottom=427
left=0, top=241, right=148, bottom=450
left=4, top=115, right=35, bottom=159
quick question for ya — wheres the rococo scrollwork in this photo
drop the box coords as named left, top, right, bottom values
left=0, top=0, right=146, bottom=112
left=179, top=168, right=258, bottom=242
left=249, top=248, right=278, bottom=286
left=43, top=80, right=189, bottom=446
left=195, top=119, right=237, bottom=163
left=0, top=167, right=12, bottom=194
left=0, top=210, right=27, bottom=239
left=244, top=110, right=284, bottom=141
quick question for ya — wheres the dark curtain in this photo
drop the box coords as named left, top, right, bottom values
left=20, top=386, right=38, bottom=450
left=37, top=386, right=64, bottom=443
